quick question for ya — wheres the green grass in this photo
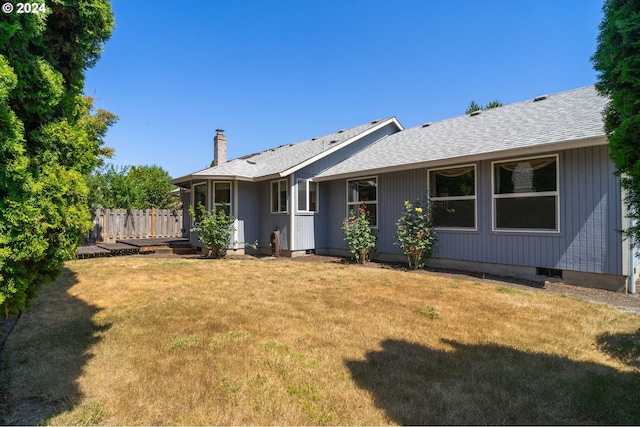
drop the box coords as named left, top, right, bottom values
left=415, top=305, right=442, bottom=319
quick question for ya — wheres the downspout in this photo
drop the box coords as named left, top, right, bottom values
left=233, top=180, right=239, bottom=250
left=621, top=182, right=636, bottom=293
left=628, top=241, right=636, bottom=294
left=290, top=176, right=295, bottom=255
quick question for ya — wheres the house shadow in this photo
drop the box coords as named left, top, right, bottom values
left=596, top=328, right=640, bottom=369
left=345, top=338, right=640, bottom=425
left=0, top=267, right=110, bottom=425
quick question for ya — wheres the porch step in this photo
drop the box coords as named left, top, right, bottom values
left=170, top=243, right=193, bottom=249
left=167, top=241, right=196, bottom=254
left=172, top=247, right=197, bottom=255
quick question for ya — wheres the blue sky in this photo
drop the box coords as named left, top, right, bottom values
left=83, top=0, right=605, bottom=179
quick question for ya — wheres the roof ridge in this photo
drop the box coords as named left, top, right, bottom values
left=410, top=85, right=599, bottom=132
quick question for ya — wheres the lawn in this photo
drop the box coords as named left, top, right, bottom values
left=1, top=256, right=639, bottom=425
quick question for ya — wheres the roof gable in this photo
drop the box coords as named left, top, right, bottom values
left=172, top=117, right=402, bottom=184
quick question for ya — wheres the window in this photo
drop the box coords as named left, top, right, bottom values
left=271, top=179, right=288, bottom=213
left=297, top=179, right=318, bottom=212
left=347, top=177, right=377, bottom=227
left=428, top=165, right=476, bottom=229
left=492, top=155, right=559, bottom=231
left=193, top=182, right=207, bottom=222
left=214, top=182, right=231, bottom=216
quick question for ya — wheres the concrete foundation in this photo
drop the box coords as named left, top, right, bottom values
left=316, top=249, right=629, bottom=292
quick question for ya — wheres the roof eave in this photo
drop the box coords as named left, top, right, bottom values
left=313, top=135, right=607, bottom=182
left=170, top=174, right=195, bottom=186
left=171, top=174, right=255, bottom=185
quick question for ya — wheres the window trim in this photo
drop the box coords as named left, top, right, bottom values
left=346, top=176, right=378, bottom=228
left=213, top=181, right=232, bottom=216
left=297, top=178, right=318, bottom=213
left=491, top=154, right=560, bottom=233
left=427, top=164, right=477, bottom=231
left=271, top=178, right=288, bottom=214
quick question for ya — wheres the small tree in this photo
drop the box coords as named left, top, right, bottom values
left=396, top=200, right=437, bottom=269
left=189, top=205, right=235, bottom=259
left=342, top=203, right=376, bottom=264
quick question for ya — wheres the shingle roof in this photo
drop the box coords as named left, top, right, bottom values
left=315, top=86, right=608, bottom=180
left=173, top=117, right=401, bottom=183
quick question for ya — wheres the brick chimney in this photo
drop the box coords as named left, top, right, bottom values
left=213, top=129, right=227, bottom=166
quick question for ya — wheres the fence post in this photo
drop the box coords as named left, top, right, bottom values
left=151, top=207, right=155, bottom=238
left=101, top=209, right=106, bottom=243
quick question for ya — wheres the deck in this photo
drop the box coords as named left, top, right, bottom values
left=76, top=237, right=195, bottom=259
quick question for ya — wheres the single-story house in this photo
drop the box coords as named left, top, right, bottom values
left=171, top=86, right=639, bottom=293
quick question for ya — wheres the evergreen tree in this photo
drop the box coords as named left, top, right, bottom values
left=465, top=100, right=482, bottom=114
left=465, top=99, right=503, bottom=114
left=592, top=0, right=640, bottom=246
left=0, top=1, right=116, bottom=315
left=485, top=100, right=503, bottom=109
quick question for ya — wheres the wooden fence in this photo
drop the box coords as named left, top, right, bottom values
left=85, top=208, right=184, bottom=243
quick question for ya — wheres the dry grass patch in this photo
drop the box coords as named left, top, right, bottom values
left=1, top=256, right=639, bottom=425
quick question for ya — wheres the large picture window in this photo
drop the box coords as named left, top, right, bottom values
left=347, top=177, right=377, bottom=227
left=271, top=179, right=288, bottom=213
left=214, top=182, right=231, bottom=216
left=428, top=165, right=476, bottom=229
left=297, top=179, right=318, bottom=212
left=492, top=155, right=559, bottom=231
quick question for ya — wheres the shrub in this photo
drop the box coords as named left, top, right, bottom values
left=189, top=205, right=235, bottom=258
left=342, top=203, right=376, bottom=264
left=396, top=200, right=437, bottom=269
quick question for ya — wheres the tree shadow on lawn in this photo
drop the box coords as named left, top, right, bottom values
left=0, top=267, right=111, bottom=426
left=596, top=328, right=640, bottom=369
left=345, top=338, right=640, bottom=425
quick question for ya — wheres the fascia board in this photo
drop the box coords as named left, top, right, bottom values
left=277, top=117, right=404, bottom=178
left=254, top=173, right=285, bottom=182
left=170, top=174, right=195, bottom=185
left=181, top=174, right=254, bottom=182
left=313, top=135, right=607, bottom=182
